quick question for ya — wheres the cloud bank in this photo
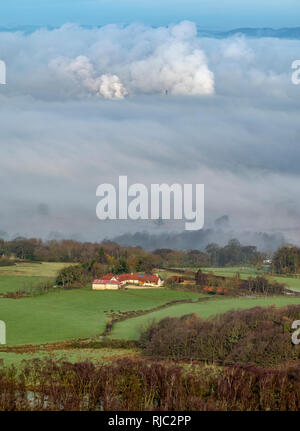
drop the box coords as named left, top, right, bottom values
left=1, top=21, right=214, bottom=99
left=0, top=21, right=300, bottom=248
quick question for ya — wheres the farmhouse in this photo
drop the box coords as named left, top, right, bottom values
left=92, top=273, right=164, bottom=290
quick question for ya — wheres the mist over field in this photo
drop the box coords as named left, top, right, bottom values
left=0, top=21, right=300, bottom=247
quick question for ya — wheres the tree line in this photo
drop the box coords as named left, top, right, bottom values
left=1, top=236, right=300, bottom=275
left=272, top=244, right=300, bottom=274
left=0, top=237, right=265, bottom=267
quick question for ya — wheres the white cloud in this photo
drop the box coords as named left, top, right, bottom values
left=50, top=55, right=128, bottom=99
left=0, top=22, right=300, bottom=242
left=1, top=21, right=215, bottom=98
left=222, top=36, right=255, bottom=61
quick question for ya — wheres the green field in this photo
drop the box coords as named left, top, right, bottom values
left=0, top=262, right=70, bottom=277
left=201, top=266, right=264, bottom=277
left=0, top=275, right=53, bottom=294
left=0, top=262, right=71, bottom=294
left=271, top=276, right=300, bottom=292
left=0, top=289, right=204, bottom=346
left=110, top=296, right=300, bottom=340
left=1, top=263, right=300, bottom=352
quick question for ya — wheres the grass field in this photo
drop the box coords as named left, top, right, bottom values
left=0, top=275, right=53, bottom=294
left=0, top=262, right=71, bottom=294
left=1, top=262, right=300, bottom=353
left=271, top=276, right=300, bottom=292
left=0, top=262, right=70, bottom=277
left=110, top=296, right=300, bottom=340
left=0, top=289, right=204, bottom=346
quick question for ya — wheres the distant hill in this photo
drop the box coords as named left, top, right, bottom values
left=1, top=25, right=300, bottom=39
left=198, top=27, right=300, bottom=39
left=0, top=25, right=44, bottom=34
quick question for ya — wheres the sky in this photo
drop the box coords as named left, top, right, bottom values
left=1, top=0, right=300, bottom=29
left=0, top=4, right=300, bottom=248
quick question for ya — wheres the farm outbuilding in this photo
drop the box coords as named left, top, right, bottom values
left=92, top=273, right=164, bottom=290
left=92, top=279, right=121, bottom=290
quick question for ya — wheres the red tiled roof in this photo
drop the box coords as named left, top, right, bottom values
left=101, top=273, right=114, bottom=280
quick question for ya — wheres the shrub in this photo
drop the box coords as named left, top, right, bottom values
left=3, top=281, right=54, bottom=298
left=140, top=305, right=300, bottom=366
left=239, top=276, right=285, bottom=295
left=196, top=270, right=285, bottom=296
left=55, top=265, right=86, bottom=287
left=0, top=358, right=300, bottom=410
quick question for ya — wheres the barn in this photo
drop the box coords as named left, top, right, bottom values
left=92, top=279, right=121, bottom=290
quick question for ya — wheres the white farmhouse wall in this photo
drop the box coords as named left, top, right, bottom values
left=92, top=283, right=119, bottom=290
